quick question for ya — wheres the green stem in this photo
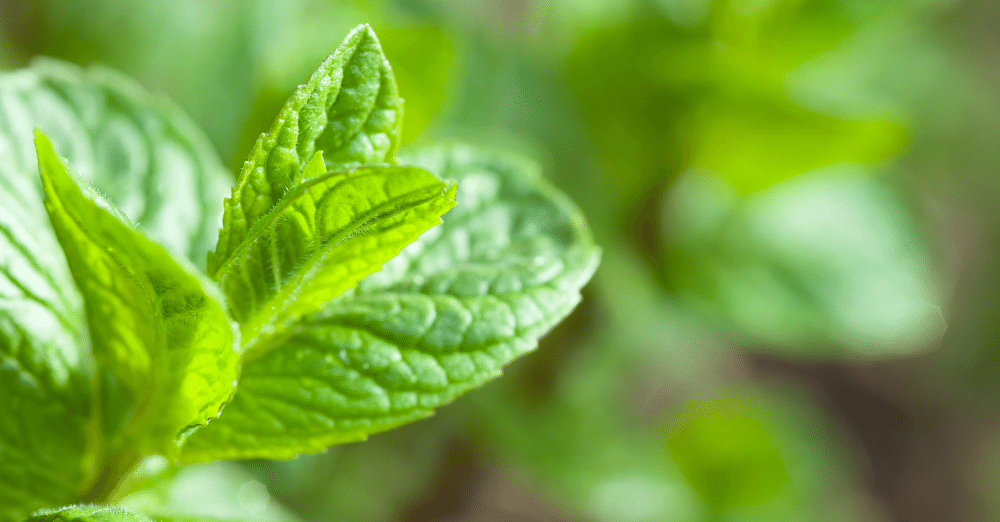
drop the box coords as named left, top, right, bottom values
left=81, top=449, right=143, bottom=505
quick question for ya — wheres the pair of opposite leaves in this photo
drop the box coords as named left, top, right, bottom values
left=0, top=24, right=599, bottom=521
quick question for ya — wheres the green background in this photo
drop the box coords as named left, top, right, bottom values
left=3, top=0, right=999, bottom=520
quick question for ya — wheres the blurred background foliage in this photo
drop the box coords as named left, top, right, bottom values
left=3, top=0, right=1000, bottom=520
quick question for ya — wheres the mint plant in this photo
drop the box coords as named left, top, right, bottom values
left=0, top=25, right=599, bottom=522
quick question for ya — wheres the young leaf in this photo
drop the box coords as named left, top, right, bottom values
left=218, top=159, right=456, bottom=351
left=179, top=145, right=601, bottom=462
left=35, top=132, right=239, bottom=463
left=0, top=58, right=231, bottom=264
left=210, top=23, right=403, bottom=276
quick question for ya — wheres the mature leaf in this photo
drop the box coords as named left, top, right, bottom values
left=210, top=24, right=403, bottom=275
left=0, top=57, right=231, bottom=522
left=36, top=132, right=239, bottom=462
left=0, top=58, right=230, bottom=264
left=216, top=157, right=456, bottom=351
left=180, top=145, right=600, bottom=462
left=0, top=233, right=93, bottom=522
left=0, top=112, right=94, bottom=522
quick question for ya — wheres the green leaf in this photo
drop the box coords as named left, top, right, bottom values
left=25, top=505, right=258, bottom=522
left=0, top=248, right=93, bottom=522
left=180, top=144, right=600, bottom=462
left=0, top=318, right=94, bottom=521
left=0, top=58, right=231, bottom=265
left=26, top=506, right=153, bottom=522
left=36, top=132, right=239, bottom=465
left=0, top=129, right=94, bottom=522
left=662, top=166, right=944, bottom=356
left=0, top=57, right=231, bottom=522
left=210, top=23, right=403, bottom=276
left=689, top=95, right=909, bottom=194
left=216, top=155, right=456, bottom=352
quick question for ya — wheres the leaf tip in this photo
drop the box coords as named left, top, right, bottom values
left=346, top=22, right=379, bottom=45
left=32, top=128, right=56, bottom=162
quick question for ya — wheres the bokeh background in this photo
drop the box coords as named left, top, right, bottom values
left=3, top=0, right=999, bottom=520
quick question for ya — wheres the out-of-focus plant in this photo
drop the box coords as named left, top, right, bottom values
left=0, top=25, right=599, bottom=522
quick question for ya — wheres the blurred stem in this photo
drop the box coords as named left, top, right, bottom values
left=81, top=449, right=143, bottom=505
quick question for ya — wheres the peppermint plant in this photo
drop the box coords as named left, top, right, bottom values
left=0, top=25, right=599, bottom=522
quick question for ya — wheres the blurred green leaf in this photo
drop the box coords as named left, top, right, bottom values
left=0, top=208, right=93, bottom=522
left=662, top=166, right=944, bottom=355
left=378, top=26, right=455, bottom=143
left=120, top=462, right=298, bottom=522
left=664, top=389, right=879, bottom=522
left=690, top=95, right=908, bottom=193
left=667, top=397, right=791, bottom=509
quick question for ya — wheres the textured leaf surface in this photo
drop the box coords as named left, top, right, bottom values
left=0, top=58, right=230, bottom=264
left=0, top=219, right=92, bottom=522
left=211, top=24, right=403, bottom=275
left=0, top=57, right=230, bottom=521
left=181, top=145, right=600, bottom=461
left=36, top=133, right=239, bottom=460
left=217, top=158, right=456, bottom=351
left=0, top=96, right=94, bottom=522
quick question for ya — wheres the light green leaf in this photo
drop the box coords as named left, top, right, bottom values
left=180, top=144, right=600, bottom=462
left=0, top=58, right=231, bottom=265
left=210, top=23, right=403, bottom=275
left=0, top=127, right=94, bottom=522
left=26, top=505, right=153, bottom=522
left=216, top=157, right=456, bottom=352
left=0, top=57, right=230, bottom=522
left=36, top=132, right=239, bottom=464
left=0, top=322, right=94, bottom=521
left=662, top=166, right=944, bottom=356
left=0, top=274, right=93, bottom=522
left=689, top=95, right=908, bottom=193
left=26, top=504, right=263, bottom=522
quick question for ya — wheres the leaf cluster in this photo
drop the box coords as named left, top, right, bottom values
left=0, top=25, right=599, bottom=522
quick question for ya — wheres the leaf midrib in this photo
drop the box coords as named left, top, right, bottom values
left=232, top=173, right=451, bottom=357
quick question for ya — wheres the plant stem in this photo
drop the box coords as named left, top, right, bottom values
left=81, top=449, right=143, bottom=505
